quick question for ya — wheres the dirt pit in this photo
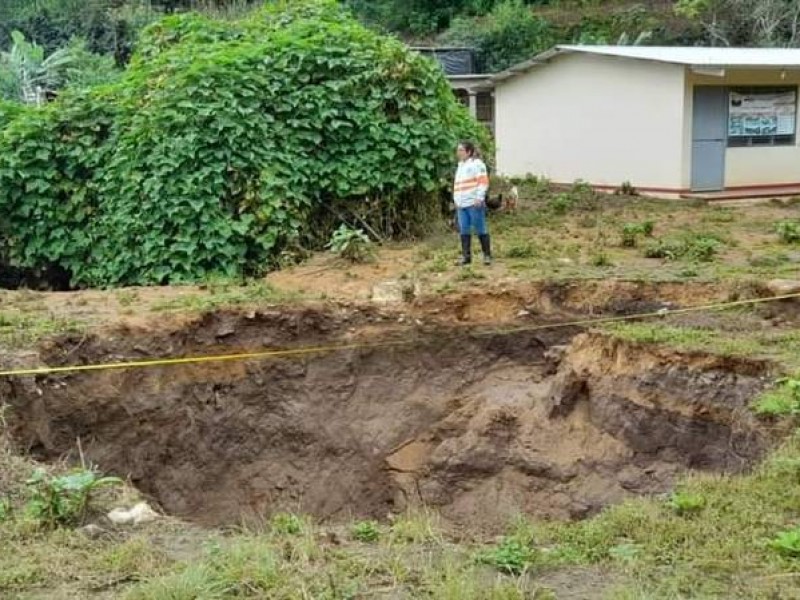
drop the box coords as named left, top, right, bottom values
left=1, top=307, right=773, bottom=530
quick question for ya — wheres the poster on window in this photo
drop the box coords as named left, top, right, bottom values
left=728, top=90, right=797, bottom=137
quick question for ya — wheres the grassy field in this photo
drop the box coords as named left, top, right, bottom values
left=1, top=187, right=800, bottom=598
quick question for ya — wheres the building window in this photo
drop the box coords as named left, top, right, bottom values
left=728, top=87, right=797, bottom=147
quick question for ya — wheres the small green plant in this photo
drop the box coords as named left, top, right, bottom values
left=769, top=527, right=800, bottom=557
left=775, top=220, right=800, bottom=244
left=667, top=491, right=706, bottom=516
left=620, top=221, right=654, bottom=247
left=477, top=536, right=538, bottom=575
left=644, top=239, right=681, bottom=260
left=270, top=512, right=304, bottom=535
left=547, top=193, right=575, bottom=215
left=25, top=468, right=122, bottom=528
left=352, top=520, right=380, bottom=542
left=686, top=236, right=722, bottom=262
left=644, top=234, right=722, bottom=262
left=326, top=225, right=373, bottom=263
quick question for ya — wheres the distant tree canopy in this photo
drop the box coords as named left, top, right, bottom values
left=675, top=0, right=800, bottom=47
left=0, top=0, right=486, bottom=287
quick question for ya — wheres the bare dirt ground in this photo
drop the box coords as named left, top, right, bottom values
left=2, top=196, right=800, bottom=599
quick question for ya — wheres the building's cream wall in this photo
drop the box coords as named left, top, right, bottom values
left=494, top=53, right=687, bottom=190
left=689, top=69, right=800, bottom=188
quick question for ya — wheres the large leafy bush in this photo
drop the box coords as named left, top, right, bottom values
left=0, top=0, right=485, bottom=287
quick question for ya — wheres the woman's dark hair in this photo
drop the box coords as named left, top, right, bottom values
left=458, top=140, right=478, bottom=158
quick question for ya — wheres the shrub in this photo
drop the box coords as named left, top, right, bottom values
left=644, top=234, right=722, bottom=262
left=0, top=0, right=485, bottom=287
left=441, top=0, right=556, bottom=72
left=775, top=220, right=800, bottom=244
left=352, top=520, right=380, bottom=542
left=326, top=225, right=373, bottom=263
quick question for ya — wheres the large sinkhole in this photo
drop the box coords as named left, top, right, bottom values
left=1, top=307, right=772, bottom=529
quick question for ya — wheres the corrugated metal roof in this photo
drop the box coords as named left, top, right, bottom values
left=558, top=45, right=800, bottom=66
left=490, top=45, right=800, bottom=85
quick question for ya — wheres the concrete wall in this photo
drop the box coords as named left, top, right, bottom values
left=494, top=53, right=687, bottom=192
left=689, top=69, right=800, bottom=189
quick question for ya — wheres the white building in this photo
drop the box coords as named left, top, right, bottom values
left=490, top=45, right=800, bottom=199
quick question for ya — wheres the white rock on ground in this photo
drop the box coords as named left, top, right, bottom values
left=107, top=502, right=160, bottom=526
left=766, top=279, right=800, bottom=296
left=371, top=280, right=419, bottom=304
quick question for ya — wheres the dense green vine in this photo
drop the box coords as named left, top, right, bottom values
left=0, top=0, right=485, bottom=287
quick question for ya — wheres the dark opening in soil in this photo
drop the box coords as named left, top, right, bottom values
left=1, top=308, right=771, bottom=529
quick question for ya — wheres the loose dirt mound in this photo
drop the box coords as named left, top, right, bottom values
left=1, top=308, right=773, bottom=529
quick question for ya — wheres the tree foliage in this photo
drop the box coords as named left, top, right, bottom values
left=345, top=0, right=498, bottom=36
left=442, top=0, right=553, bottom=72
left=0, top=31, right=118, bottom=104
left=675, top=0, right=800, bottom=47
left=0, top=0, right=485, bottom=287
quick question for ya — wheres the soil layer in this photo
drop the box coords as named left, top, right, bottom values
left=1, top=305, right=774, bottom=529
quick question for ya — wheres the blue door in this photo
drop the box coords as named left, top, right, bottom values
left=691, top=87, right=728, bottom=192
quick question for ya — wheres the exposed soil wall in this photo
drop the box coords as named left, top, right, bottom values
left=0, top=308, right=773, bottom=529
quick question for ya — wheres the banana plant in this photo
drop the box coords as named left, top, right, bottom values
left=0, top=31, right=75, bottom=105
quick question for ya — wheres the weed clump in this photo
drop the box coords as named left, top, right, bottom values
left=620, top=221, right=654, bottom=247
left=775, top=220, right=800, bottom=244
left=352, top=520, right=380, bottom=542
left=477, top=535, right=538, bottom=575
left=644, top=233, right=723, bottom=262
left=667, top=491, right=706, bottom=516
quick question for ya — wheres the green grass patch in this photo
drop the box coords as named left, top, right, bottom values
left=0, top=311, right=86, bottom=348
left=150, top=281, right=301, bottom=313
left=530, top=432, right=800, bottom=598
left=754, top=378, right=800, bottom=416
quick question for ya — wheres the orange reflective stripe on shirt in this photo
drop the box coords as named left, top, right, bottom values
left=454, top=177, right=488, bottom=192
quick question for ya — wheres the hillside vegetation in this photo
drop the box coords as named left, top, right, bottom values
left=0, top=0, right=484, bottom=287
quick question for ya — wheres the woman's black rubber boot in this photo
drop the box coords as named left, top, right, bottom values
left=457, top=234, right=472, bottom=266
left=479, top=234, right=492, bottom=265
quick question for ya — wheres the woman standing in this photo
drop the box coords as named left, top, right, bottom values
left=453, top=141, right=491, bottom=266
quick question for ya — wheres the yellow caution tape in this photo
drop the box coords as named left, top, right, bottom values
left=0, top=292, right=798, bottom=378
